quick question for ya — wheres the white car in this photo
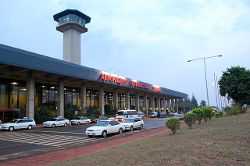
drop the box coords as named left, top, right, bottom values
left=85, top=120, right=125, bottom=138
left=43, top=117, right=69, bottom=127
left=70, top=116, right=91, bottom=125
left=1, top=118, right=36, bottom=131
left=121, top=117, right=144, bottom=131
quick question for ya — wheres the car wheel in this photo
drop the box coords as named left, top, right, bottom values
left=64, top=123, right=67, bottom=127
left=130, top=126, right=134, bottom=131
left=9, top=126, right=14, bottom=132
left=52, top=124, right=55, bottom=128
left=77, top=122, right=80, bottom=125
left=118, top=128, right=123, bottom=134
left=27, top=125, right=32, bottom=130
left=102, top=131, right=107, bottom=138
left=140, top=124, right=144, bottom=129
left=87, top=135, right=93, bottom=138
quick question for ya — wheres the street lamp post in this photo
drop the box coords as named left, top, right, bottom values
left=187, top=55, right=222, bottom=106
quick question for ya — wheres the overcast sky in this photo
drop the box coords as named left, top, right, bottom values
left=0, top=0, right=250, bottom=106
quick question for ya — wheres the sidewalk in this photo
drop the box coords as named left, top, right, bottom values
left=0, top=126, right=175, bottom=166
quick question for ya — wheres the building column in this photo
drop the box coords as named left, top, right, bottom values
left=144, top=95, right=148, bottom=115
left=80, top=83, right=86, bottom=114
left=125, top=91, right=130, bottom=109
left=157, top=97, right=161, bottom=111
left=152, top=97, right=155, bottom=112
left=136, top=94, right=140, bottom=111
left=176, top=99, right=179, bottom=113
left=167, top=99, right=170, bottom=112
left=57, top=80, right=64, bottom=116
left=113, top=90, right=119, bottom=109
left=26, top=76, right=35, bottom=119
left=171, top=99, right=175, bottom=112
left=163, top=97, right=167, bottom=112
left=99, top=89, right=105, bottom=115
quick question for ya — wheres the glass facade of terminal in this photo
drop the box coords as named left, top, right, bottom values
left=0, top=77, right=172, bottom=122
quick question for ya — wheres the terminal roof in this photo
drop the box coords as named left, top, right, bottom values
left=0, top=44, right=187, bottom=99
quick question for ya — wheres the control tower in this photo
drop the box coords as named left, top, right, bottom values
left=53, top=9, right=91, bottom=65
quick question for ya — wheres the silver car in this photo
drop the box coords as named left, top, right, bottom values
left=1, top=118, right=36, bottom=131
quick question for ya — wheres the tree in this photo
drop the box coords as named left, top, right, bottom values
left=191, top=95, right=198, bottom=108
left=166, top=118, right=180, bottom=134
left=201, top=106, right=213, bottom=121
left=200, top=100, right=206, bottom=107
left=218, top=66, right=250, bottom=106
left=183, top=112, right=196, bottom=129
left=192, top=108, right=204, bottom=125
left=176, top=98, right=196, bottom=113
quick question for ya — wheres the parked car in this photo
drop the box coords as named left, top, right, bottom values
left=91, top=116, right=109, bottom=123
left=85, top=120, right=124, bottom=138
left=150, top=112, right=158, bottom=118
left=43, top=117, right=69, bottom=127
left=70, top=116, right=91, bottom=125
left=159, top=112, right=167, bottom=118
left=121, top=117, right=144, bottom=131
left=174, top=114, right=184, bottom=120
left=1, top=118, right=36, bottom=131
left=137, top=112, right=145, bottom=119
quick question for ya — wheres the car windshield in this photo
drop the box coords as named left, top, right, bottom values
left=116, top=111, right=124, bottom=115
left=123, top=119, right=135, bottom=123
left=8, top=119, right=18, bottom=123
left=95, top=121, right=109, bottom=126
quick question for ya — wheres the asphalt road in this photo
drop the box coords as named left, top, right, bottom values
left=0, top=118, right=168, bottom=162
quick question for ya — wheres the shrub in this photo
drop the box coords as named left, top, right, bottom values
left=86, top=107, right=100, bottom=120
left=184, top=113, right=196, bottom=129
left=215, top=111, right=223, bottom=118
left=166, top=118, right=180, bottom=134
left=64, top=104, right=79, bottom=120
left=34, top=107, right=57, bottom=124
left=224, top=105, right=241, bottom=115
left=201, top=106, right=213, bottom=121
left=104, top=104, right=117, bottom=117
left=192, top=108, right=204, bottom=125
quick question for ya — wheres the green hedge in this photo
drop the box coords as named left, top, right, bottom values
left=166, top=118, right=180, bottom=134
left=184, top=112, right=196, bottom=129
left=34, top=107, right=57, bottom=124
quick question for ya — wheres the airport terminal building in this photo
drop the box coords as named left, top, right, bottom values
left=0, top=9, right=187, bottom=122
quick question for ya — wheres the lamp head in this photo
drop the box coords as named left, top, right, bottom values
left=218, top=54, right=222, bottom=57
left=187, top=60, right=192, bottom=62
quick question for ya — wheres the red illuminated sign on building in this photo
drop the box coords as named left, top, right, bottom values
left=129, top=81, right=161, bottom=92
left=100, top=73, right=128, bottom=85
left=100, top=73, right=161, bottom=92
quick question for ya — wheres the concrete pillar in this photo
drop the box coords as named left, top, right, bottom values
left=144, top=95, right=148, bottom=115
left=167, top=99, right=170, bottom=112
left=99, top=89, right=105, bottom=115
left=125, top=92, right=130, bottom=109
left=113, top=90, right=119, bottom=109
left=26, top=76, right=35, bottom=119
left=80, top=83, right=87, bottom=114
left=176, top=99, right=179, bottom=113
left=171, top=99, right=175, bottom=112
left=57, top=80, right=64, bottom=116
left=136, top=94, right=140, bottom=111
left=157, top=98, right=161, bottom=111
left=163, top=97, right=167, bottom=112
left=152, top=97, right=155, bottom=112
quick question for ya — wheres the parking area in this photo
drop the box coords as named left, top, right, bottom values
left=0, top=118, right=168, bottom=162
